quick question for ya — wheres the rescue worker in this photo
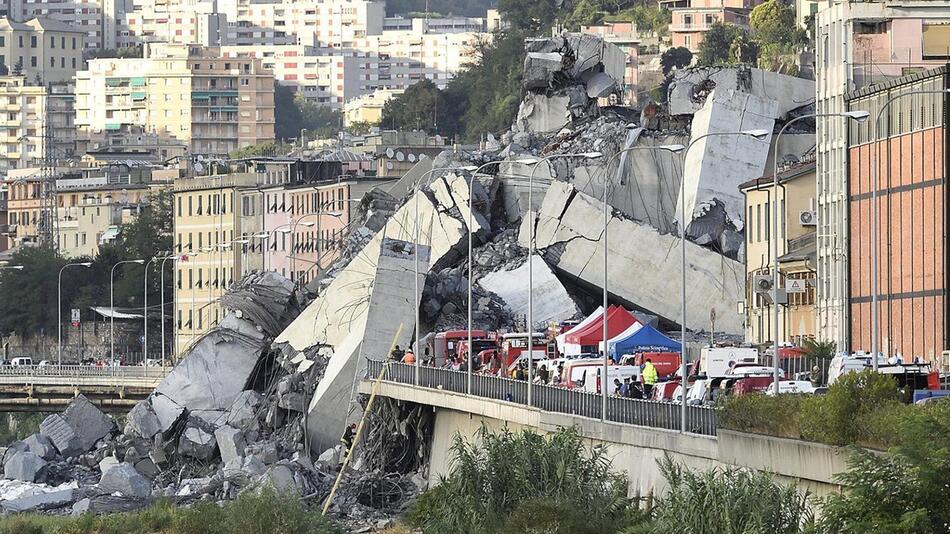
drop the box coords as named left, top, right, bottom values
left=341, top=423, right=357, bottom=450
left=401, top=349, right=416, bottom=364
left=642, top=358, right=658, bottom=399
left=613, top=378, right=623, bottom=395
left=620, top=377, right=632, bottom=397
left=390, top=345, right=404, bottom=361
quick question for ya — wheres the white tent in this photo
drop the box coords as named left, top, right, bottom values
left=598, top=321, right=644, bottom=355
left=555, top=306, right=603, bottom=354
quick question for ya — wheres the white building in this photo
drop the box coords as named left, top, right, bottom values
left=814, top=0, right=950, bottom=351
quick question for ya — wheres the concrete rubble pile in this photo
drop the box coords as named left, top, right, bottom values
left=513, top=33, right=626, bottom=143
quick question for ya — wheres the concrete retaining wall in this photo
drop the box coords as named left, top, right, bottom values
left=362, top=381, right=849, bottom=499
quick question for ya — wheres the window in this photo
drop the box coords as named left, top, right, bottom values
left=756, top=204, right=761, bottom=242
left=30, top=56, right=36, bottom=67
left=50, top=57, right=55, bottom=68
left=50, top=36, right=55, bottom=48
left=72, top=37, right=76, bottom=49
left=18, top=36, right=23, bottom=47
left=764, top=202, right=770, bottom=242
left=30, top=36, right=36, bottom=48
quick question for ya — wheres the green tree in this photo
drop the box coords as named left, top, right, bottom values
left=697, top=22, right=747, bottom=65
left=274, top=82, right=303, bottom=142
left=380, top=79, right=454, bottom=134
left=749, top=0, right=803, bottom=49
left=661, top=46, right=693, bottom=74
left=347, top=120, right=376, bottom=136
left=497, top=0, right=561, bottom=33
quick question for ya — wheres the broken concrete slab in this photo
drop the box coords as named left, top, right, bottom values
left=99, top=456, right=119, bottom=474
left=3, top=451, right=48, bottom=482
left=149, top=394, right=186, bottom=436
left=524, top=181, right=744, bottom=334
left=39, top=414, right=82, bottom=458
left=226, top=390, right=264, bottom=431
left=669, top=65, right=816, bottom=118
left=63, top=395, right=116, bottom=451
left=214, top=425, right=246, bottom=466
left=1, top=488, right=74, bottom=512
left=680, top=88, right=774, bottom=227
left=256, top=464, right=300, bottom=494
left=177, top=422, right=217, bottom=461
left=71, top=495, right=149, bottom=516
left=98, top=462, right=152, bottom=498
left=478, top=255, right=579, bottom=329
left=124, top=400, right=161, bottom=440
left=22, top=433, right=56, bottom=461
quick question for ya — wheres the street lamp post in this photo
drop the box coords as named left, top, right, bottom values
left=868, top=91, right=948, bottom=370
left=58, top=262, right=92, bottom=365
left=465, top=161, right=507, bottom=395
left=143, top=257, right=158, bottom=367
left=772, top=111, right=869, bottom=391
left=160, top=253, right=191, bottom=369
left=598, top=143, right=684, bottom=421
left=678, top=130, right=768, bottom=428
left=523, top=153, right=601, bottom=406
left=110, top=259, right=145, bottom=363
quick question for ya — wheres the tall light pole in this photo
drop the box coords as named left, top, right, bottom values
left=161, top=253, right=191, bottom=369
left=772, top=111, right=869, bottom=391
left=110, top=259, right=145, bottom=363
left=679, top=130, right=768, bottom=428
left=410, top=166, right=473, bottom=385
left=598, top=143, right=684, bottom=421
left=58, top=262, right=91, bottom=365
left=869, top=90, right=948, bottom=370
left=276, top=219, right=315, bottom=281
left=466, top=160, right=506, bottom=395
left=143, top=256, right=158, bottom=367
left=521, top=152, right=600, bottom=405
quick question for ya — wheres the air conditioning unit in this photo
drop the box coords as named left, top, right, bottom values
left=799, top=210, right=817, bottom=226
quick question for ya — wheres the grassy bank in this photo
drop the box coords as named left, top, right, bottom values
left=0, top=489, right=342, bottom=534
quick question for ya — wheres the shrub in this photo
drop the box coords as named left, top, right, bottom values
left=651, top=457, right=813, bottom=534
left=407, top=426, right=637, bottom=534
left=799, top=370, right=901, bottom=447
left=719, top=393, right=803, bottom=438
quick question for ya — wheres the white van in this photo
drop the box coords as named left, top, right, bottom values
left=582, top=365, right=642, bottom=395
left=827, top=354, right=871, bottom=385
left=10, top=357, right=33, bottom=366
left=698, top=347, right=759, bottom=378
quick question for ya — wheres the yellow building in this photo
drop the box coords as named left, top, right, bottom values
left=740, top=160, right=818, bottom=347
left=343, top=88, right=402, bottom=127
left=0, top=17, right=85, bottom=84
left=74, top=43, right=275, bottom=158
left=56, top=183, right=149, bottom=257
left=173, top=172, right=260, bottom=357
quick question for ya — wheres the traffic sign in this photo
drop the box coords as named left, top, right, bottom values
left=786, top=279, right=807, bottom=294
left=70, top=308, right=80, bottom=327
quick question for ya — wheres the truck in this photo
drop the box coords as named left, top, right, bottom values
left=694, top=347, right=759, bottom=379
left=620, top=352, right=681, bottom=378
left=430, top=330, right=491, bottom=366
left=477, top=333, right=547, bottom=374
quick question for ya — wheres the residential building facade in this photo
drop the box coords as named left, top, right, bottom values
left=669, top=0, right=763, bottom=53
left=57, top=183, right=149, bottom=257
left=741, top=161, right=818, bottom=347
left=11, top=0, right=113, bottom=50
left=845, top=66, right=948, bottom=362
left=74, top=43, right=275, bottom=157
left=814, top=0, right=950, bottom=352
left=0, top=17, right=85, bottom=83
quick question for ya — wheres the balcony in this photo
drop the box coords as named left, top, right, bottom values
left=669, top=21, right=715, bottom=32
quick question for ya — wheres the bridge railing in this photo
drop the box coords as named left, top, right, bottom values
left=365, top=360, right=718, bottom=436
left=0, top=365, right=169, bottom=382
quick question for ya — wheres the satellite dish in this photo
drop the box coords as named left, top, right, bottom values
left=385, top=148, right=395, bottom=158
left=395, top=151, right=405, bottom=162
left=194, top=162, right=204, bottom=174
left=386, top=161, right=394, bottom=170
left=434, top=135, right=443, bottom=144
left=196, top=155, right=205, bottom=162
left=408, top=153, right=416, bottom=163
left=418, top=154, right=428, bottom=160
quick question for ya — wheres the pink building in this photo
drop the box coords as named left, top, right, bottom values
left=580, top=21, right=640, bottom=104
left=261, top=181, right=352, bottom=283
left=669, top=0, right=764, bottom=53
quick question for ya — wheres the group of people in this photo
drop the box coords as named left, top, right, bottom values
left=389, top=345, right=436, bottom=366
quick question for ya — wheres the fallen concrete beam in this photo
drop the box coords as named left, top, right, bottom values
left=523, top=181, right=744, bottom=334
left=478, top=255, right=579, bottom=329
left=669, top=66, right=815, bottom=118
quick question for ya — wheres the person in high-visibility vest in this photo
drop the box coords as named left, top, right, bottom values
left=642, top=358, right=659, bottom=399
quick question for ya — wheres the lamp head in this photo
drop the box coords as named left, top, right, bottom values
left=659, top=144, right=686, bottom=153
left=580, top=151, right=603, bottom=159
left=514, top=157, right=540, bottom=165
left=842, top=110, right=871, bottom=122
left=253, top=233, right=270, bottom=239
left=10, top=265, right=24, bottom=270
left=79, top=262, right=92, bottom=267
left=132, top=259, right=146, bottom=264
left=300, top=221, right=315, bottom=227
left=460, top=165, right=479, bottom=172
left=277, top=228, right=292, bottom=234
left=742, top=129, right=771, bottom=139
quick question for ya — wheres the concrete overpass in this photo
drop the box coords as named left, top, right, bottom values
left=0, top=365, right=167, bottom=412
left=359, top=361, right=850, bottom=499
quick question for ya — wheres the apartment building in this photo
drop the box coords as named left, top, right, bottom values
left=7, top=0, right=106, bottom=50
left=0, top=17, right=84, bottom=83
left=343, top=87, right=400, bottom=126
left=579, top=21, right=640, bottom=105
left=57, top=183, right=149, bottom=257
left=668, top=0, right=763, bottom=53
left=740, top=161, right=818, bottom=347
left=221, top=44, right=361, bottom=108
left=259, top=180, right=350, bottom=283
left=814, top=1, right=950, bottom=352
left=353, top=29, right=483, bottom=91
left=3, top=169, right=45, bottom=248
left=117, top=2, right=226, bottom=49
left=173, top=172, right=258, bottom=356
left=845, top=66, right=947, bottom=362
left=0, top=76, right=75, bottom=174
left=74, top=43, right=275, bottom=157
left=218, top=0, right=384, bottom=48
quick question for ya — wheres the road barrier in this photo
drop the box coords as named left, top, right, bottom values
left=366, top=360, right=718, bottom=436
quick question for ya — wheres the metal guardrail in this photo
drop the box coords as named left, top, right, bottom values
left=366, top=360, right=718, bottom=436
left=0, top=365, right=168, bottom=387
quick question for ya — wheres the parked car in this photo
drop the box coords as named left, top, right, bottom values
left=765, top=380, right=818, bottom=395
left=10, top=357, right=33, bottom=366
